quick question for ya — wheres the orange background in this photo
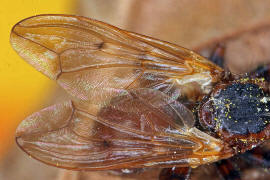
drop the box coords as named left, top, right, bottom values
left=0, top=0, right=76, bottom=158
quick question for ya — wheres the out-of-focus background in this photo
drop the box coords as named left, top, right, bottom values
left=1, top=0, right=270, bottom=179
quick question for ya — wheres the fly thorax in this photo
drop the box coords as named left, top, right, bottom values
left=212, top=83, right=270, bottom=135
left=199, top=80, right=270, bottom=153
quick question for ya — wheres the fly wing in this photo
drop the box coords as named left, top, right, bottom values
left=10, top=14, right=223, bottom=107
left=16, top=89, right=226, bottom=170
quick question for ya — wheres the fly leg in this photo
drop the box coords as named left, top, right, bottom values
left=209, top=44, right=226, bottom=69
left=242, top=147, right=270, bottom=169
left=215, top=159, right=241, bottom=180
left=159, top=167, right=191, bottom=180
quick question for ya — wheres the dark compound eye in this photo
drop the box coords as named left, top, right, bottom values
left=213, top=83, right=270, bottom=135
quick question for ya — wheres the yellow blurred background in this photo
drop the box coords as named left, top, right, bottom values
left=0, top=0, right=76, bottom=159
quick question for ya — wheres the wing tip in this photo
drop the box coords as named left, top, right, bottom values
left=10, top=25, right=61, bottom=80
left=15, top=101, right=74, bottom=138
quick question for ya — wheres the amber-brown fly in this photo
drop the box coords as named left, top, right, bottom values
left=10, top=15, right=270, bottom=180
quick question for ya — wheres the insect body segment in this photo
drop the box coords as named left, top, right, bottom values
left=212, top=83, right=270, bottom=135
left=199, top=78, right=270, bottom=153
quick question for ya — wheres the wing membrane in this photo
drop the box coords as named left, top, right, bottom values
left=16, top=89, right=226, bottom=170
left=12, top=15, right=229, bottom=170
left=10, top=14, right=223, bottom=107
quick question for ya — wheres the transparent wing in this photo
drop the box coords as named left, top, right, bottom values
left=10, top=14, right=223, bottom=108
left=16, top=89, right=227, bottom=170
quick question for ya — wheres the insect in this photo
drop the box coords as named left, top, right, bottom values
left=10, top=14, right=270, bottom=180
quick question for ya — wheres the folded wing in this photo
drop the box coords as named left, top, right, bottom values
left=10, top=14, right=223, bottom=108
left=16, top=89, right=226, bottom=170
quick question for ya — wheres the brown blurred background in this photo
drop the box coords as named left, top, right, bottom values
left=2, top=0, right=270, bottom=180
